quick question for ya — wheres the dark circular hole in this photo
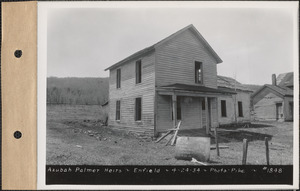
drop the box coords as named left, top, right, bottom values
left=14, top=131, right=22, bottom=139
left=14, top=50, right=22, bottom=58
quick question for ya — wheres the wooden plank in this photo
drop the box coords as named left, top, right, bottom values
left=155, top=130, right=173, bottom=143
left=171, top=121, right=181, bottom=145
left=1, top=2, right=37, bottom=190
left=210, top=145, right=229, bottom=149
left=265, top=137, right=270, bottom=165
left=165, top=134, right=174, bottom=146
left=242, top=139, right=248, bottom=165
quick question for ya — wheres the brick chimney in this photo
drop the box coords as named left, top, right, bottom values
left=272, top=74, right=277, bottom=86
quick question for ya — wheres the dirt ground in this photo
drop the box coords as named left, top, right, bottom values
left=47, top=105, right=294, bottom=165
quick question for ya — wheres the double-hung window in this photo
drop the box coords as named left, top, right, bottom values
left=195, top=61, right=203, bottom=84
left=136, top=60, right=142, bottom=84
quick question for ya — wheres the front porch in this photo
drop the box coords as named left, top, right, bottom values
left=155, top=83, right=235, bottom=136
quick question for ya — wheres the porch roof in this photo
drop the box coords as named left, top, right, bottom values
left=158, top=83, right=236, bottom=95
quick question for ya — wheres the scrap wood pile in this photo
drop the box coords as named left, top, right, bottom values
left=155, top=121, right=182, bottom=146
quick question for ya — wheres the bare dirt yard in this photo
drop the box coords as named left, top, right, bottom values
left=47, top=105, right=294, bottom=165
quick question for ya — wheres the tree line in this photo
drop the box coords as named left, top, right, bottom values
left=47, top=77, right=109, bottom=105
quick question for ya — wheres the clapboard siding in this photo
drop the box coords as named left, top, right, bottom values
left=155, top=29, right=218, bottom=89
left=254, top=92, right=282, bottom=121
left=108, top=51, right=155, bottom=131
left=218, top=92, right=251, bottom=125
left=181, top=97, right=202, bottom=130
left=156, top=95, right=173, bottom=131
left=156, top=95, right=219, bottom=132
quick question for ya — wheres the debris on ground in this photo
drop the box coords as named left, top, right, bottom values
left=191, top=158, right=208, bottom=166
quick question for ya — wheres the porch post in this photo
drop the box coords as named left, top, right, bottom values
left=205, top=97, right=209, bottom=134
left=216, top=97, right=219, bottom=126
left=172, top=93, right=177, bottom=127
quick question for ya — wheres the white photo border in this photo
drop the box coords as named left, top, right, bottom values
left=37, top=1, right=299, bottom=189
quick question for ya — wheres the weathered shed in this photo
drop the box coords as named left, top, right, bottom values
left=252, top=73, right=293, bottom=121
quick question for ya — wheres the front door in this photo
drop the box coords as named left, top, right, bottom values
left=276, top=103, right=283, bottom=120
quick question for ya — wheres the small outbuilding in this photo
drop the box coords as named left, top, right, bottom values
left=252, top=73, right=293, bottom=121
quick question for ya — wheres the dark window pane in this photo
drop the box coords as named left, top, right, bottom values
left=221, top=100, right=227, bottom=117
left=136, top=60, right=142, bottom=84
left=195, top=61, right=202, bottom=84
left=116, top=100, right=120, bottom=120
left=135, top=98, right=142, bottom=121
left=238, top=101, right=243, bottom=117
left=116, top=69, right=121, bottom=88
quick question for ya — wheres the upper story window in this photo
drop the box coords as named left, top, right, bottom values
left=238, top=101, right=243, bottom=117
left=116, top=68, right=121, bottom=89
left=195, top=61, right=203, bottom=84
left=136, top=60, right=142, bottom=84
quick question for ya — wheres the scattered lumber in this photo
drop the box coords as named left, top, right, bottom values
left=165, top=134, right=174, bottom=146
left=210, top=145, right=229, bottom=150
left=155, top=130, right=173, bottom=143
left=270, top=142, right=287, bottom=148
left=171, top=121, right=181, bottom=145
left=156, top=121, right=181, bottom=145
left=191, top=158, right=208, bottom=166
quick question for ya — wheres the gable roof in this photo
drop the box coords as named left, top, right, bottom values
left=252, top=84, right=293, bottom=99
left=105, top=24, right=222, bottom=71
left=277, top=72, right=293, bottom=87
left=217, top=75, right=258, bottom=92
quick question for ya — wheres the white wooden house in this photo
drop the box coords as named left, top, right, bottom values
left=105, top=24, right=250, bottom=137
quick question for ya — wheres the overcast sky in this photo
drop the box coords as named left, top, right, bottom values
left=47, top=3, right=297, bottom=85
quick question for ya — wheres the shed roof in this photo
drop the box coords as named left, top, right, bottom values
left=160, top=83, right=236, bottom=94
left=252, top=84, right=293, bottom=98
left=217, top=75, right=256, bottom=92
left=105, top=24, right=222, bottom=71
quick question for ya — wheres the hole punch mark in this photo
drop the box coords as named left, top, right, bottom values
left=14, top=131, right=22, bottom=139
left=14, top=50, right=22, bottom=58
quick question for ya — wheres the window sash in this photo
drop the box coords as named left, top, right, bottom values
left=195, top=61, right=203, bottom=84
left=116, top=100, right=120, bottom=120
left=221, top=100, right=227, bottom=117
left=136, top=60, right=142, bottom=84
left=116, top=69, right=121, bottom=88
left=135, top=98, right=142, bottom=121
left=238, top=101, right=243, bottom=117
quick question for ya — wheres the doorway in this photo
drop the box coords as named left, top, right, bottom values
left=276, top=103, right=283, bottom=120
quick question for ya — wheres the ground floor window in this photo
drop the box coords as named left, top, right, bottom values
left=116, top=100, right=120, bottom=120
left=135, top=97, right=142, bottom=121
left=238, top=101, right=243, bottom=117
left=221, top=100, right=227, bottom=117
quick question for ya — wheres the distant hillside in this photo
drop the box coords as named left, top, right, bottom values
left=47, top=77, right=109, bottom=105
left=242, top=84, right=262, bottom=93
